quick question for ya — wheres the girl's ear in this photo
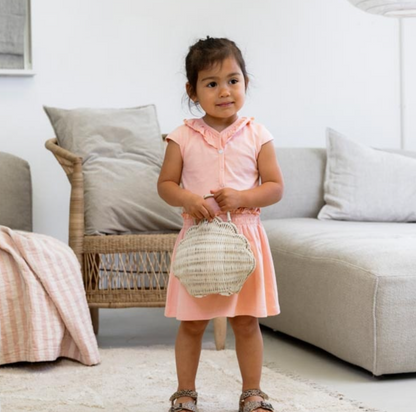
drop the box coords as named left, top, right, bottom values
left=186, top=82, right=197, bottom=102
left=244, top=76, right=249, bottom=91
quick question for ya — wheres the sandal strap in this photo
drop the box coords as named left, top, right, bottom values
left=169, top=390, right=199, bottom=412
left=169, top=390, right=198, bottom=404
left=169, top=401, right=199, bottom=412
left=242, top=400, right=274, bottom=412
left=240, top=389, right=269, bottom=402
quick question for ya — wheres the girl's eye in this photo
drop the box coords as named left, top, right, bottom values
left=207, top=82, right=217, bottom=88
left=230, top=79, right=239, bottom=85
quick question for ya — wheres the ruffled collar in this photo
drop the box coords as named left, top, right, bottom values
left=184, top=117, right=252, bottom=150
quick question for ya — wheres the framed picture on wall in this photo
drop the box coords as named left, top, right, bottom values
left=0, top=0, right=34, bottom=76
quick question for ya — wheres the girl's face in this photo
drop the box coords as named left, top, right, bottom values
left=189, top=57, right=246, bottom=131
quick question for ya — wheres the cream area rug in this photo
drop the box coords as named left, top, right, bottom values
left=0, top=346, right=383, bottom=412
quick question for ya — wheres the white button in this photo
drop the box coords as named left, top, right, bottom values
left=218, top=149, right=223, bottom=154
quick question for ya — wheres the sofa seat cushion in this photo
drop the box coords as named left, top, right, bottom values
left=261, top=218, right=416, bottom=375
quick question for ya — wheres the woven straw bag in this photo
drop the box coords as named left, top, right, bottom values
left=173, top=196, right=256, bottom=298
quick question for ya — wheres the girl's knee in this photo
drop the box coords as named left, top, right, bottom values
left=228, top=316, right=259, bottom=337
left=180, top=320, right=209, bottom=336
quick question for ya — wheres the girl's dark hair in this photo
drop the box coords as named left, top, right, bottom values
left=185, top=37, right=249, bottom=102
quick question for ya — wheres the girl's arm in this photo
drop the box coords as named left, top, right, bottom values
left=211, top=141, right=284, bottom=211
left=157, top=141, right=216, bottom=220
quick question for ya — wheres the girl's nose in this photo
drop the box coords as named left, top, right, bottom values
left=219, top=86, right=231, bottom=97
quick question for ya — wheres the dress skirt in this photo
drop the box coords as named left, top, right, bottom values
left=164, top=213, right=280, bottom=321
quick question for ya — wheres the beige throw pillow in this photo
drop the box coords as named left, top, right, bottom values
left=318, top=128, right=416, bottom=222
left=44, top=104, right=182, bottom=234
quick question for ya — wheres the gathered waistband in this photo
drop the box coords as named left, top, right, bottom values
left=182, top=213, right=261, bottom=229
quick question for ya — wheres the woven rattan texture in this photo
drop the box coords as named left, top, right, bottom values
left=83, top=234, right=177, bottom=307
left=173, top=217, right=256, bottom=298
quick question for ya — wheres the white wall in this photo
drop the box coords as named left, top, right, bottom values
left=0, top=0, right=415, bottom=242
left=403, top=19, right=416, bottom=152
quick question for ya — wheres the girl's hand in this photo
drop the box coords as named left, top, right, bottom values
left=210, top=188, right=242, bottom=212
left=183, top=192, right=216, bottom=221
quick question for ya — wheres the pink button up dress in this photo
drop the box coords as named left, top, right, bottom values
left=164, top=117, right=280, bottom=320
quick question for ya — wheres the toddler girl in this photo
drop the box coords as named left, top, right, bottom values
left=158, top=36, right=284, bottom=412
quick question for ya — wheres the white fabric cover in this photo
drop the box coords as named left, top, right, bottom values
left=261, top=148, right=326, bottom=220
left=262, top=217, right=416, bottom=375
left=318, top=128, right=416, bottom=222
left=44, top=104, right=182, bottom=235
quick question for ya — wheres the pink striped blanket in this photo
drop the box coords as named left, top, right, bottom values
left=0, top=226, right=100, bottom=366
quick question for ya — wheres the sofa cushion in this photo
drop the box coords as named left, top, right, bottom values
left=44, top=104, right=182, bottom=235
left=262, top=148, right=326, bottom=220
left=261, top=218, right=416, bottom=375
left=318, top=128, right=416, bottom=222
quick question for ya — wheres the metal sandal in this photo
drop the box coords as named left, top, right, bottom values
left=239, top=389, right=274, bottom=412
left=169, top=389, right=199, bottom=412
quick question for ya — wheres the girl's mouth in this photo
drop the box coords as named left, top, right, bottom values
left=217, top=102, right=234, bottom=107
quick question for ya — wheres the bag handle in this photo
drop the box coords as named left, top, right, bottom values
left=203, top=194, right=232, bottom=222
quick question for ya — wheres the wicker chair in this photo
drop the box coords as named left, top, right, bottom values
left=45, top=137, right=227, bottom=349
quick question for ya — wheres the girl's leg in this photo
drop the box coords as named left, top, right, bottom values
left=228, top=316, right=268, bottom=411
left=173, top=319, right=210, bottom=406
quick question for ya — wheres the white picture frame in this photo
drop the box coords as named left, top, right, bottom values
left=0, top=0, right=34, bottom=76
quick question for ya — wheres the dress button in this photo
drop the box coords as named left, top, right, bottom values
left=218, top=149, right=223, bottom=154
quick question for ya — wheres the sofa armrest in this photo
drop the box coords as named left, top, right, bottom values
left=0, top=152, right=32, bottom=231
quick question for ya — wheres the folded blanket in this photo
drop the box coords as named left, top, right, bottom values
left=0, top=226, right=100, bottom=366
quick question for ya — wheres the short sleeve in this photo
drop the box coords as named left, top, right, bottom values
left=255, top=123, right=274, bottom=157
left=166, top=125, right=186, bottom=158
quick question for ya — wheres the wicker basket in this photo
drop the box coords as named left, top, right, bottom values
left=173, top=211, right=256, bottom=298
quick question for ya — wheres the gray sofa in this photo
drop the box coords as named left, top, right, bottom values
left=0, top=152, right=32, bottom=231
left=259, top=148, right=416, bottom=376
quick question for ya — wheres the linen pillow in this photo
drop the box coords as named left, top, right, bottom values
left=318, top=128, right=416, bottom=222
left=44, top=104, right=182, bottom=235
